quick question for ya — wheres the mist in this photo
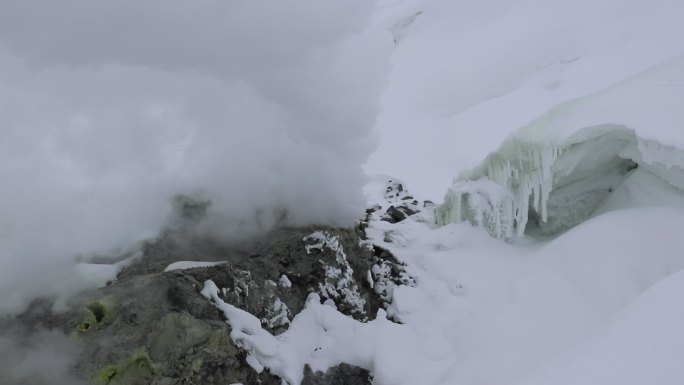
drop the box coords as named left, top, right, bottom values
left=0, top=1, right=392, bottom=314
left=0, top=328, right=86, bottom=385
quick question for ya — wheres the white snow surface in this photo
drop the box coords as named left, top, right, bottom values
left=366, top=0, right=684, bottom=202
left=163, top=260, right=227, bottom=272
left=204, top=1, right=684, bottom=381
left=2, top=0, right=683, bottom=383
left=204, top=204, right=684, bottom=385
left=366, top=0, right=684, bottom=239
left=359, top=0, right=684, bottom=382
left=278, top=275, right=293, bottom=289
left=518, top=268, right=684, bottom=385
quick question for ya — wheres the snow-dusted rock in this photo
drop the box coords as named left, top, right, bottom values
left=2, top=225, right=380, bottom=385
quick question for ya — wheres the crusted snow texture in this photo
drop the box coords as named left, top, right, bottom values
left=436, top=126, right=684, bottom=239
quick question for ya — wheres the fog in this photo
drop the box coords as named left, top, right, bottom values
left=0, top=328, right=86, bottom=385
left=0, top=1, right=392, bottom=314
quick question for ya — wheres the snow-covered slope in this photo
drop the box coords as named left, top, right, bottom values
left=366, top=0, right=684, bottom=203
left=518, top=268, right=684, bottom=385
left=436, top=59, right=684, bottom=239
left=359, top=0, right=684, bottom=384
left=371, top=0, right=684, bottom=240
left=2, top=0, right=683, bottom=383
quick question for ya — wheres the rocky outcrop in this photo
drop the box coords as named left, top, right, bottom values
left=5, top=225, right=379, bottom=385
left=3, top=182, right=421, bottom=385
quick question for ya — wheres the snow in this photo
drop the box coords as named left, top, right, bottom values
left=359, top=0, right=684, bottom=378
left=35, top=251, right=141, bottom=313
left=518, top=269, right=684, bottom=385
left=437, top=123, right=684, bottom=239
left=278, top=275, right=292, bottom=289
left=3, top=0, right=684, bottom=383
left=434, top=57, right=684, bottom=239
left=202, top=202, right=684, bottom=385
left=366, top=0, right=684, bottom=201
left=303, top=231, right=366, bottom=316
left=163, top=260, right=227, bottom=272
left=201, top=279, right=451, bottom=385
left=261, top=297, right=292, bottom=329
left=203, top=0, right=684, bottom=377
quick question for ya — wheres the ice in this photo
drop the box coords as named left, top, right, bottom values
left=194, top=0, right=684, bottom=382
left=367, top=0, right=684, bottom=202
left=437, top=85, right=684, bottom=239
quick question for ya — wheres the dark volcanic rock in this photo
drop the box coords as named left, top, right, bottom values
left=381, top=205, right=419, bottom=223
left=7, top=226, right=376, bottom=385
left=302, top=364, right=372, bottom=385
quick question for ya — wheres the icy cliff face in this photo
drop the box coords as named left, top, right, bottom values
left=435, top=55, right=684, bottom=239
left=436, top=126, right=684, bottom=239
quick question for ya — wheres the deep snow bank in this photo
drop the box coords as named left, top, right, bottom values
left=436, top=58, right=684, bottom=239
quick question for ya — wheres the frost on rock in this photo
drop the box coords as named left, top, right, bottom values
left=303, top=231, right=366, bottom=318
left=261, top=297, right=292, bottom=329
left=436, top=125, right=684, bottom=239
left=370, top=247, right=416, bottom=305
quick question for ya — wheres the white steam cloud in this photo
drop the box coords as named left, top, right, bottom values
left=0, top=329, right=86, bottom=385
left=0, top=1, right=392, bottom=314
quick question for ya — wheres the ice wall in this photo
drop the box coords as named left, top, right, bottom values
left=436, top=129, right=684, bottom=239
left=437, top=127, right=684, bottom=239
left=436, top=55, right=684, bottom=239
left=436, top=125, right=684, bottom=240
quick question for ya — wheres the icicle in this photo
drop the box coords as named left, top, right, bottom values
left=436, top=138, right=560, bottom=240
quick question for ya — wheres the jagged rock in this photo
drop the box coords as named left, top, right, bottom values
left=3, top=178, right=426, bottom=385
left=6, top=226, right=377, bottom=385
left=368, top=179, right=423, bottom=224
left=302, top=364, right=372, bottom=385
left=381, top=205, right=418, bottom=223
left=368, top=246, right=416, bottom=308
